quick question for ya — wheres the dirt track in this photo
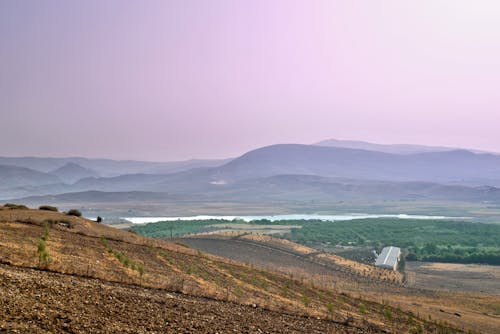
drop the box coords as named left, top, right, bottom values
left=0, top=264, right=380, bottom=334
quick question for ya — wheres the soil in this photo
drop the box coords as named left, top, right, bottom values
left=0, top=208, right=477, bottom=333
left=179, top=237, right=401, bottom=288
left=0, top=264, right=376, bottom=334
left=405, top=261, right=500, bottom=295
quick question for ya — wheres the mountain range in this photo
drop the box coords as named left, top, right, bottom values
left=314, top=138, right=494, bottom=155
left=2, top=140, right=500, bottom=207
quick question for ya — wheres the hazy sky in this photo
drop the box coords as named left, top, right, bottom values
left=1, top=1, right=500, bottom=161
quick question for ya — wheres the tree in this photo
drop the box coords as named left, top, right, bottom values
left=66, top=209, right=82, bottom=217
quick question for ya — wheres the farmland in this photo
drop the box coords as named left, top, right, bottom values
left=405, top=261, right=500, bottom=295
left=132, top=217, right=500, bottom=265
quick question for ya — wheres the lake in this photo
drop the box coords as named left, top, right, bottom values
left=123, top=213, right=458, bottom=225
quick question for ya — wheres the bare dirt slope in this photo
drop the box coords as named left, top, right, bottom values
left=180, top=234, right=402, bottom=287
left=0, top=264, right=373, bottom=334
left=0, top=206, right=464, bottom=333
left=180, top=235, right=500, bottom=334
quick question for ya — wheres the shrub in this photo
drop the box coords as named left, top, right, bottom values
left=39, top=205, right=58, bottom=212
left=4, top=203, right=28, bottom=210
left=66, top=209, right=82, bottom=217
left=384, top=308, right=393, bottom=322
left=37, top=238, right=51, bottom=267
left=326, top=302, right=335, bottom=314
left=41, top=222, right=50, bottom=241
left=96, top=216, right=102, bottom=223
left=359, top=302, right=367, bottom=314
left=137, top=263, right=144, bottom=277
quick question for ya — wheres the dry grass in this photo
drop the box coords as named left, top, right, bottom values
left=0, top=206, right=469, bottom=333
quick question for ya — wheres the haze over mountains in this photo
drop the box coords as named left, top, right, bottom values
left=0, top=156, right=231, bottom=176
left=2, top=140, right=500, bottom=207
left=314, top=138, right=493, bottom=155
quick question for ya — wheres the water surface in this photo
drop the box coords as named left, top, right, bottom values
left=124, top=213, right=457, bottom=225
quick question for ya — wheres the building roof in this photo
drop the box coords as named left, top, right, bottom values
left=375, top=246, right=401, bottom=268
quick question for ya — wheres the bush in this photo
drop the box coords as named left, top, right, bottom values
left=39, top=205, right=58, bottom=212
left=66, top=209, right=82, bottom=217
left=4, top=203, right=28, bottom=210
left=37, top=232, right=51, bottom=268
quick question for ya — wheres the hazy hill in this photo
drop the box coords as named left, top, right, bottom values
left=0, top=156, right=231, bottom=177
left=49, top=162, right=99, bottom=183
left=314, top=138, right=492, bottom=155
left=0, top=165, right=62, bottom=191
left=4, top=144, right=500, bottom=203
left=14, top=175, right=500, bottom=209
left=207, top=175, right=500, bottom=202
left=213, top=144, right=500, bottom=184
left=16, top=190, right=177, bottom=203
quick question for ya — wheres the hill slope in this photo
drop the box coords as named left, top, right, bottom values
left=0, top=206, right=464, bottom=333
left=0, top=264, right=362, bottom=334
left=0, top=165, right=61, bottom=189
left=216, top=144, right=500, bottom=184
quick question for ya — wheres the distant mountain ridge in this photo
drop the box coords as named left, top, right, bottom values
left=315, top=138, right=494, bottom=155
left=0, top=156, right=231, bottom=176
left=0, top=165, right=61, bottom=191
left=49, top=162, right=99, bottom=183
left=3, top=143, right=500, bottom=204
left=211, top=144, right=500, bottom=184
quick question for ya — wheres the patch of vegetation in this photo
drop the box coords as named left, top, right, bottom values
left=37, top=222, right=51, bottom=267
left=39, top=205, right=58, bottom=212
left=302, top=295, right=311, bottom=308
left=326, top=302, right=335, bottom=316
left=100, top=237, right=144, bottom=276
left=131, top=219, right=247, bottom=237
left=66, top=209, right=82, bottom=217
left=4, top=203, right=29, bottom=210
left=284, top=218, right=500, bottom=265
left=359, top=302, right=367, bottom=314
left=487, top=302, right=500, bottom=315
left=131, top=217, right=500, bottom=265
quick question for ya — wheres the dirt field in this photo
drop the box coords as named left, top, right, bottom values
left=405, top=261, right=500, bottom=295
left=0, top=264, right=376, bottom=334
left=181, top=237, right=334, bottom=275
left=180, top=235, right=500, bottom=334
left=205, top=223, right=302, bottom=235
left=179, top=236, right=401, bottom=289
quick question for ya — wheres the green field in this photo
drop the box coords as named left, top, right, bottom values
left=131, top=219, right=243, bottom=237
left=282, top=218, right=500, bottom=265
left=132, top=218, right=500, bottom=265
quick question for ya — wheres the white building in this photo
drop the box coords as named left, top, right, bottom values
left=375, top=246, right=401, bottom=270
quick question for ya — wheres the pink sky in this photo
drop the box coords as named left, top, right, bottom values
left=1, top=1, right=500, bottom=161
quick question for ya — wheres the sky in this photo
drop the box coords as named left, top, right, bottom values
left=1, top=0, right=500, bottom=161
